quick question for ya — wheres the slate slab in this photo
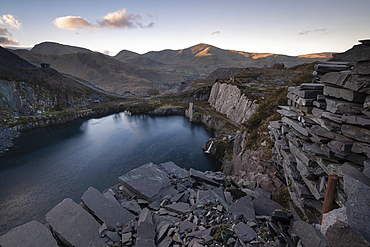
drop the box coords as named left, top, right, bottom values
left=288, top=220, right=329, bottom=247
left=121, top=200, right=142, bottom=215
left=118, top=163, right=177, bottom=202
left=155, top=221, right=171, bottom=245
left=289, top=201, right=302, bottom=221
left=228, top=195, right=255, bottom=220
left=233, top=222, right=257, bottom=243
left=190, top=168, right=220, bottom=186
left=321, top=71, right=351, bottom=87
left=81, top=187, right=135, bottom=229
left=252, top=195, right=284, bottom=216
left=164, top=202, right=190, bottom=215
left=323, top=85, right=367, bottom=102
left=196, top=189, right=229, bottom=209
left=136, top=221, right=156, bottom=247
left=0, top=220, right=59, bottom=247
left=159, top=161, right=189, bottom=178
left=282, top=117, right=309, bottom=136
left=45, top=198, right=106, bottom=247
left=325, top=221, right=370, bottom=247
left=326, top=98, right=363, bottom=115
left=342, top=124, right=370, bottom=144
left=289, top=141, right=316, bottom=167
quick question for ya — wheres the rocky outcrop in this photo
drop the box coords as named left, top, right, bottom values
left=208, top=82, right=258, bottom=124
left=0, top=79, right=91, bottom=117
left=222, top=130, right=285, bottom=197
left=1, top=161, right=344, bottom=247
left=269, top=40, right=370, bottom=241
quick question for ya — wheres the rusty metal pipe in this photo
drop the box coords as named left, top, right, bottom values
left=320, top=175, right=338, bottom=224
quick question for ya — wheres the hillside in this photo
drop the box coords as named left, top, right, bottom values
left=31, top=42, right=93, bottom=55
left=11, top=49, right=183, bottom=95
left=0, top=46, right=118, bottom=120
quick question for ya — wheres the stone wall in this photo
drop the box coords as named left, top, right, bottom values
left=269, top=40, right=370, bottom=241
left=208, top=82, right=258, bottom=124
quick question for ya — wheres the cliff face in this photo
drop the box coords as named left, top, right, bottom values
left=0, top=79, right=90, bottom=117
left=208, top=82, right=258, bottom=124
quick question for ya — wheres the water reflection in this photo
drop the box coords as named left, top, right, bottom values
left=0, top=114, right=220, bottom=235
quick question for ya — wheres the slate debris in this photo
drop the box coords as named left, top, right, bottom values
left=0, top=160, right=348, bottom=246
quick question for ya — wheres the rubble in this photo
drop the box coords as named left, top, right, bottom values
left=1, top=161, right=338, bottom=246
left=270, top=40, right=370, bottom=243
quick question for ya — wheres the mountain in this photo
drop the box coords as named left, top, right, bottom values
left=0, top=47, right=35, bottom=68
left=298, top=52, right=334, bottom=59
left=142, top=43, right=331, bottom=67
left=11, top=48, right=182, bottom=94
left=0, top=46, right=117, bottom=118
left=114, top=50, right=165, bottom=68
left=31, top=42, right=93, bottom=55
left=12, top=42, right=332, bottom=95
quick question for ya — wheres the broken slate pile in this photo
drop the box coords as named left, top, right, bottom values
left=0, top=161, right=337, bottom=247
left=269, top=40, right=370, bottom=244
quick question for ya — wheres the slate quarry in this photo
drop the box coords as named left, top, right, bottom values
left=270, top=39, right=370, bottom=244
left=0, top=161, right=336, bottom=247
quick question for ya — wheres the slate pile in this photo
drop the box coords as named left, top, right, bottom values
left=0, top=161, right=337, bottom=247
left=269, top=39, right=370, bottom=243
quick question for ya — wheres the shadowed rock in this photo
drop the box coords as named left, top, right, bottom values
left=325, top=221, right=370, bottom=247
left=228, top=195, right=255, bottom=220
left=0, top=220, right=59, bottom=247
left=45, top=198, right=106, bottom=246
left=81, top=186, right=135, bottom=230
left=118, top=162, right=177, bottom=202
left=253, top=195, right=284, bottom=216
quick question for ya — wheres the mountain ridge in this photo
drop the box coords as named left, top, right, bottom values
left=10, top=41, right=332, bottom=95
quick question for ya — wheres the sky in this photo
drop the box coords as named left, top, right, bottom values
left=0, top=0, right=369, bottom=56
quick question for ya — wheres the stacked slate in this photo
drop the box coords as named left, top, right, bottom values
left=270, top=40, right=370, bottom=242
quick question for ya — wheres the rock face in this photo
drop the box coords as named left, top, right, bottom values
left=208, top=82, right=258, bottom=124
left=270, top=40, right=370, bottom=226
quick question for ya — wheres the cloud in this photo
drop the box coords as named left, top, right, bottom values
left=0, top=27, right=11, bottom=36
left=211, top=31, right=221, bottom=35
left=299, top=28, right=331, bottom=35
left=53, top=8, right=154, bottom=31
left=53, top=16, right=98, bottom=31
left=0, top=36, right=19, bottom=45
left=1, top=14, right=21, bottom=29
left=98, top=8, right=153, bottom=29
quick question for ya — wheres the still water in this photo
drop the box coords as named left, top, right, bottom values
left=0, top=113, right=220, bottom=235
